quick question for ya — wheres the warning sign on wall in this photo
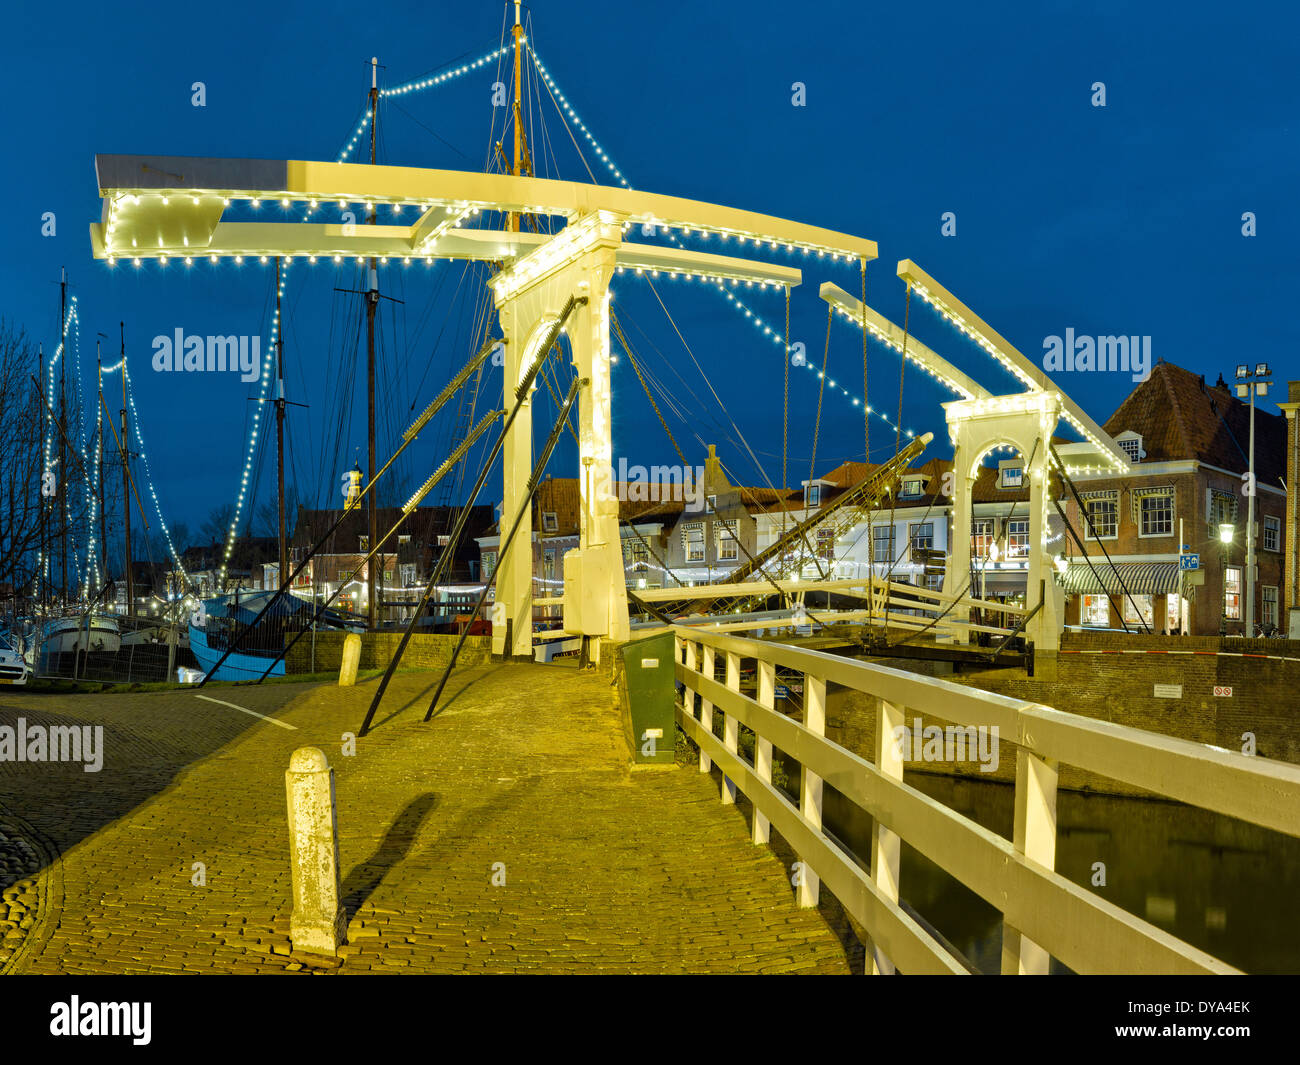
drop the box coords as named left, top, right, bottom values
left=1213, top=686, right=1233, bottom=697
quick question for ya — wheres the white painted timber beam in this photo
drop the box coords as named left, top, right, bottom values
left=91, top=154, right=877, bottom=264
left=820, top=282, right=990, bottom=400
left=896, top=259, right=1128, bottom=470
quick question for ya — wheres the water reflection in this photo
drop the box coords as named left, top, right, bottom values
left=822, top=772, right=1300, bottom=974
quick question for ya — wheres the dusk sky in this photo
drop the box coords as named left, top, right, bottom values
left=4, top=0, right=1296, bottom=552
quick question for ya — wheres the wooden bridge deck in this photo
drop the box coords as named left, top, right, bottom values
left=0, top=663, right=854, bottom=974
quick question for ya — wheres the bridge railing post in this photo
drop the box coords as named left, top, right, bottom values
left=699, top=645, right=715, bottom=774
left=868, top=696, right=905, bottom=974
left=797, top=672, right=826, bottom=907
left=680, top=637, right=697, bottom=722
left=721, top=651, right=741, bottom=805
left=1001, top=746, right=1059, bottom=974
left=752, top=658, right=775, bottom=844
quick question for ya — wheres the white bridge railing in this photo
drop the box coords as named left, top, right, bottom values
left=672, top=625, right=1300, bottom=975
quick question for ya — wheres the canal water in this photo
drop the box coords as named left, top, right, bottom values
left=820, top=771, right=1300, bottom=974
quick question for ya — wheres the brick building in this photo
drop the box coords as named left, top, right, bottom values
left=1060, top=362, right=1289, bottom=635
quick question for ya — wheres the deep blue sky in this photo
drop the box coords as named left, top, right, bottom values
left=4, top=0, right=1297, bottom=553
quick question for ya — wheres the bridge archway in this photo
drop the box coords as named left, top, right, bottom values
left=942, top=392, right=1065, bottom=651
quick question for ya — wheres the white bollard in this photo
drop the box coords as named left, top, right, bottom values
left=285, top=747, right=347, bottom=955
left=338, top=632, right=362, bottom=687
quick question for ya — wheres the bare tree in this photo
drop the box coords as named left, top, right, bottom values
left=0, top=323, right=46, bottom=611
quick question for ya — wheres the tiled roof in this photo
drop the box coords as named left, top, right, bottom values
left=1103, top=361, right=1288, bottom=488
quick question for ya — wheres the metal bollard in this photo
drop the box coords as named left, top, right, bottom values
left=285, top=747, right=347, bottom=955
left=338, top=632, right=362, bottom=687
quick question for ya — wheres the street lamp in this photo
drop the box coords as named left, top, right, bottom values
left=1231, top=363, right=1272, bottom=635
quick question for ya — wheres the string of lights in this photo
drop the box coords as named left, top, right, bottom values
left=122, top=361, right=193, bottom=591
left=526, top=43, right=915, bottom=442
left=217, top=265, right=284, bottom=588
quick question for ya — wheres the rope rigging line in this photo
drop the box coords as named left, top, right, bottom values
left=783, top=285, right=790, bottom=493
left=860, top=258, right=869, bottom=463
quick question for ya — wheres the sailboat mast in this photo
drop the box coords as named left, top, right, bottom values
left=96, top=337, right=106, bottom=591
left=37, top=342, right=46, bottom=612
left=275, top=256, right=287, bottom=592
left=510, top=0, right=523, bottom=231
left=120, top=322, right=133, bottom=616
left=366, top=55, right=380, bottom=630
left=59, top=267, right=68, bottom=607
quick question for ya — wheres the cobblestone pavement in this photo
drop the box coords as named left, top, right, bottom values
left=0, top=664, right=855, bottom=974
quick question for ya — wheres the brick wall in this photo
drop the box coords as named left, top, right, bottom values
left=285, top=631, right=491, bottom=674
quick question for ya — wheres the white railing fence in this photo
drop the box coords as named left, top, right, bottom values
left=673, top=625, right=1300, bottom=975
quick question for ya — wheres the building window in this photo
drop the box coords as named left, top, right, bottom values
left=971, top=519, right=994, bottom=558
left=1123, top=594, right=1154, bottom=628
left=1207, top=489, right=1238, bottom=526
left=1263, top=515, right=1280, bottom=552
left=816, top=527, right=835, bottom=561
left=1263, top=585, right=1278, bottom=628
left=923, top=573, right=944, bottom=591
left=1081, top=594, right=1111, bottom=627
left=541, top=511, right=559, bottom=533
left=900, top=478, right=922, bottom=499
left=909, top=522, right=934, bottom=557
left=482, top=551, right=497, bottom=580
left=1083, top=493, right=1118, bottom=539
left=359, top=536, right=369, bottom=551
left=1007, top=519, right=1029, bottom=558
left=1137, top=489, right=1174, bottom=536
left=872, top=525, right=895, bottom=564
left=398, top=535, right=411, bottom=546
left=805, top=484, right=821, bottom=508
left=631, top=540, right=649, bottom=565
left=716, top=520, right=739, bottom=561
left=1224, top=566, right=1242, bottom=620
left=543, top=549, right=556, bottom=581
left=682, top=522, right=705, bottom=562
left=1117, top=436, right=1143, bottom=463
left=999, top=465, right=1023, bottom=489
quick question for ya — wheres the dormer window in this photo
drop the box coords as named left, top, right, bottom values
left=900, top=478, right=923, bottom=499
left=541, top=511, right=559, bottom=533
left=805, top=484, right=821, bottom=508
left=1115, top=431, right=1145, bottom=464
left=998, top=463, right=1023, bottom=489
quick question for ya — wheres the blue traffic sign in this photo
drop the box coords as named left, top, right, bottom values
left=1179, top=553, right=1200, bottom=571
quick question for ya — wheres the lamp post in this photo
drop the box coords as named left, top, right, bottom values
left=1232, top=363, right=1273, bottom=634
left=1219, top=522, right=1235, bottom=635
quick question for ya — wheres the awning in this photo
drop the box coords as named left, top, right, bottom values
left=1060, top=561, right=1181, bottom=596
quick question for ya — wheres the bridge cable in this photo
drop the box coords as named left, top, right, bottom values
left=423, top=377, right=586, bottom=722
left=860, top=257, right=870, bottom=465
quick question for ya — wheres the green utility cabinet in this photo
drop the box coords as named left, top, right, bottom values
left=620, top=632, right=677, bottom=765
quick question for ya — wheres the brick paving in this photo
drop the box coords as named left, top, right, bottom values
left=0, top=662, right=854, bottom=974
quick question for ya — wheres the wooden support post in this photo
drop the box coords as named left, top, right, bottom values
left=753, top=659, right=775, bottom=844
left=1001, top=747, right=1059, bottom=974
left=869, top=696, right=905, bottom=974
left=798, top=673, right=826, bottom=907
left=698, top=645, right=715, bottom=773
left=721, top=651, right=740, bottom=805
left=338, top=632, right=362, bottom=687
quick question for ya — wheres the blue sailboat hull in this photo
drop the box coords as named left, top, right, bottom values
left=188, top=623, right=285, bottom=682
